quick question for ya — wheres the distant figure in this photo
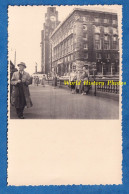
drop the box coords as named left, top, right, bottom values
left=35, top=76, right=39, bottom=86
left=41, top=75, right=45, bottom=87
left=69, top=71, right=77, bottom=94
left=33, top=77, right=36, bottom=85
left=11, top=62, right=33, bottom=119
left=53, top=73, right=57, bottom=89
left=75, top=71, right=81, bottom=94
left=81, top=66, right=90, bottom=95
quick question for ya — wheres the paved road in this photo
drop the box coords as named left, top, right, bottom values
left=10, top=84, right=119, bottom=119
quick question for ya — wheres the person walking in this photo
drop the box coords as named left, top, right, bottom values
left=35, top=76, right=39, bottom=86
left=69, top=70, right=77, bottom=94
left=81, top=66, right=90, bottom=95
left=11, top=62, right=33, bottom=119
left=53, top=73, right=57, bottom=89
left=75, top=70, right=81, bottom=94
left=41, top=75, right=46, bottom=87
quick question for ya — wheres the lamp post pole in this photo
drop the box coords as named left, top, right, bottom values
left=93, top=63, right=97, bottom=96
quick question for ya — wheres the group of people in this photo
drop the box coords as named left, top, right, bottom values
left=33, top=74, right=57, bottom=87
left=10, top=62, right=90, bottom=119
left=70, top=66, right=90, bottom=95
left=33, top=75, right=46, bottom=87
left=34, top=76, right=40, bottom=86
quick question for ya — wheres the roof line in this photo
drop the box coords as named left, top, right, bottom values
left=50, top=8, right=117, bottom=38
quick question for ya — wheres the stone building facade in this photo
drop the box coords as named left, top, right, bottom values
left=50, top=8, right=119, bottom=77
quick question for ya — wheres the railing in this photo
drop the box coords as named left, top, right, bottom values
left=46, top=77, right=119, bottom=95
left=95, top=78, right=119, bottom=94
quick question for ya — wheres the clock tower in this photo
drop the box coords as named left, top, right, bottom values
left=41, top=7, right=60, bottom=74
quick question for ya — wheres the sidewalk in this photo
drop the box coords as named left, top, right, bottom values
left=10, top=84, right=119, bottom=119
left=48, top=82, right=119, bottom=101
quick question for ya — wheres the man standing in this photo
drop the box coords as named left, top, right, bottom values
left=41, top=75, right=46, bottom=87
left=35, top=76, right=39, bottom=86
left=69, top=70, right=77, bottom=94
left=81, top=66, right=90, bottom=95
left=53, top=73, right=57, bottom=89
left=11, top=62, right=33, bottom=119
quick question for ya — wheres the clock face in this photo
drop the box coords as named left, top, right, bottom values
left=50, top=16, right=56, bottom=22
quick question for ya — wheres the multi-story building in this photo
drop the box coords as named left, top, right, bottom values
left=40, top=7, right=60, bottom=74
left=50, top=8, right=119, bottom=77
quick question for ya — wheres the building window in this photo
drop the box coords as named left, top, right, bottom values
left=95, top=34, right=100, bottom=40
left=83, top=25, right=87, bottom=30
left=57, top=49, right=60, bottom=57
left=84, top=43, right=88, bottom=49
left=113, top=28, right=118, bottom=35
left=105, top=53, right=110, bottom=59
left=104, top=18, right=109, bottom=23
left=65, top=57, right=67, bottom=62
left=113, top=53, right=119, bottom=59
left=83, top=33, right=88, bottom=39
left=112, top=19, right=117, bottom=25
left=68, top=55, right=70, bottom=61
left=113, top=42, right=118, bottom=50
left=104, top=41, right=110, bottom=50
left=104, top=35, right=109, bottom=41
left=69, top=28, right=73, bottom=34
left=98, top=63, right=102, bottom=72
left=96, top=53, right=101, bottom=59
left=94, top=26, right=101, bottom=33
left=85, top=53, right=88, bottom=59
left=95, top=40, right=101, bottom=50
left=75, top=14, right=80, bottom=21
left=94, top=17, right=99, bottom=22
left=113, top=36, right=117, bottom=41
left=82, top=16, right=86, bottom=22
left=115, top=53, right=119, bottom=59
left=104, top=27, right=109, bottom=34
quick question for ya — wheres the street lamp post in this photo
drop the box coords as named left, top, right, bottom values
left=92, top=62, right=97, bottom=96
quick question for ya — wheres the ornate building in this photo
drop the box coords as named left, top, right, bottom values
left=50, top=8, right=119, bottom=77
left=40, top=7, right=60, bottom=74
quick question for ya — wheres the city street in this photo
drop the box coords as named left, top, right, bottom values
left=10, top=84, right=119, bottom=119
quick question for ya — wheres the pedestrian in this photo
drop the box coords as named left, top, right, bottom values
left=53, top=73, right=57, bottom=89
left=75, top=70, right=81, bottom=94
left=35, top=76, right=39, bottom=86
left=33, top=77, right=36, bottom=85
left=81, top=66, right=90, bottom=95
left=11, top=62, right=33, bottom=119
left=41, top=75, right=46, bottom=87
left=69, top=70, right=77, bottom=94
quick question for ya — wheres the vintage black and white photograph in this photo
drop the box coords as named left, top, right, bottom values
left=8, top=5, right=122, bottom=186
left=8, top=5, right=122, bottom=119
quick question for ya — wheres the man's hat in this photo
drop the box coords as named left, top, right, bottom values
left=17, top=62, right=26, bottom=68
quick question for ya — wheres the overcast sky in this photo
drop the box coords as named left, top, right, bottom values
left=8, top=5, right=121, bottom=75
